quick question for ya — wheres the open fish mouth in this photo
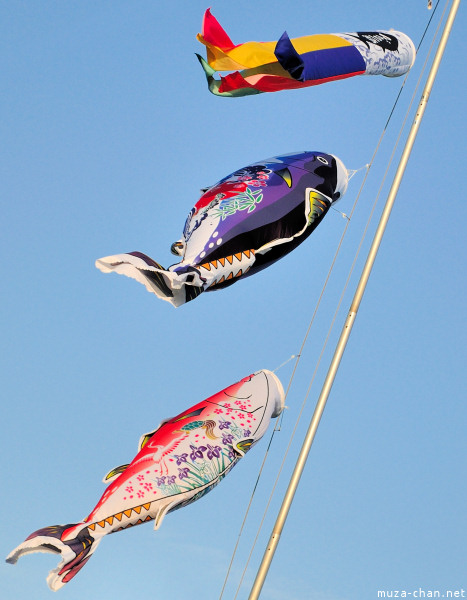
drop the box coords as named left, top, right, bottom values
left=331, top=154, right=349, bottom=201
left=261, top=369, right=285, bottom=418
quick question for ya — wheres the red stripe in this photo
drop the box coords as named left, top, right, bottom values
left=219, top=70, right=366, bottom=93
left=202, top=8, right=237, bottom=51
left=219, top=71, right=257, bottom=93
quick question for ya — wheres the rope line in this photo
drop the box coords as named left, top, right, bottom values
left=418, top=0, right=441, bottom=51
left=228, top=134, right=383, bottom=599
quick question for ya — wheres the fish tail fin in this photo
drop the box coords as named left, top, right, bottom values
left=6, top=523, right=101, bottom=591
left=195, top=53, right=261, bottom=97
left=95, top=251, right=204, bottom=307
left=195, top=53, right=225, bottom=96
left=200, top=8, right=236, bottom=51
left=197, top=10, right=247, bottom=72
left=195, top=52, right=217, bottom=78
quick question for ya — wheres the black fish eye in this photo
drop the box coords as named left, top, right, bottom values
left=317, top=156, right=328, bottom=165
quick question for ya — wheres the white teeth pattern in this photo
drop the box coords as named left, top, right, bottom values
left=198, top=250, right=256, bottom=287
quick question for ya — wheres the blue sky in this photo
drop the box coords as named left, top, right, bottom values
left=1, top=2, right=465, bottom=599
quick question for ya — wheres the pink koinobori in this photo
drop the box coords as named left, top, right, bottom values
left=6, top=370, right=284, bottom=590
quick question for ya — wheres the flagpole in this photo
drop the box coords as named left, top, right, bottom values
left=248, top=1, right=461, bottom=597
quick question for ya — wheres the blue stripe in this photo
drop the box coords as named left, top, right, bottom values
left=300, top=46, right=365, bottom=81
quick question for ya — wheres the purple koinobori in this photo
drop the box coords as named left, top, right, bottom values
left=96, top=151, right=349, bottom=306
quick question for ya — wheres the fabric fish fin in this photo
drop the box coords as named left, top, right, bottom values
left=6, top=524, right=101, bottom=591
left=152, top=503, right=174, bottom=531
left=103, top=464, right=130, bottom=483
left=138, top=433, right=153, bottom=451
left=275, top=167, right=293, bottom=187
left=95, top=252, right=188, bottom=306
left=236, top=438, right=255, bottom=455
left=139, top=269, right=174, bottom=298
left=275, top=31, right=305, bottom=80
left=307, top=189, right=331, bottom=226
left=200, top=8, right=236, bottom=52
left=170, top=241, right=185, bottom=256
left=138, top=428, right=162, bottom=451
left=184, top=283, right=203, bottom=304
left=172, top=408, right=205, bottom=423
left=152, top=491, right=202, bottom=531
left=137, top=414, right=182, bottom=450
left=196, top=53, right=261, bottom=97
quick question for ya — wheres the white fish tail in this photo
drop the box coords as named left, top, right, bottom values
left=6, top=523, right=101, bottom=591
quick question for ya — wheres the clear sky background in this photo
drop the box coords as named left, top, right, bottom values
left=1, top=2, right=465, bottom=599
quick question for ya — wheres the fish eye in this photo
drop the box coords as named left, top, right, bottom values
left=317, top=156, right=328, bottom=165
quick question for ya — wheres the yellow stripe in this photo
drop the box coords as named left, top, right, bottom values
left=287, top=34, right=353, bottom=53
left=199, top=34, right=352, bottom=71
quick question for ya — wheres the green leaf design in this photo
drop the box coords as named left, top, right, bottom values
left=211, top=187, right=264, bottom=220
